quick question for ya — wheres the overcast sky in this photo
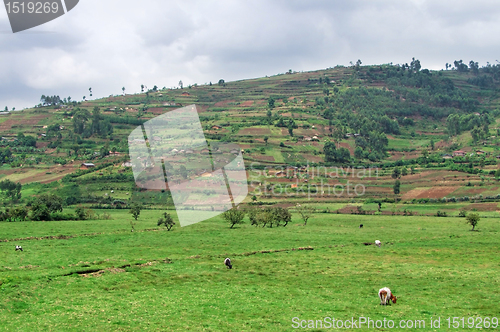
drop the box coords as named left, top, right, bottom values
left=1, top=0, right=499, bottom=110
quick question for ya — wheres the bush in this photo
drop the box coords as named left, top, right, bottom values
left=51, top=212, right=77, bottom=221
left=436, top=211, right=447, bottom=217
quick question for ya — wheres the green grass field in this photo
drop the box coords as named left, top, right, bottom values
left=1, top=211, right=499, bottom=331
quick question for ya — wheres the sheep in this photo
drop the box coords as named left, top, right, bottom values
left=378, top=287, right=397, bottom=305
left=375, top=240, right=381, bottom=247
left=15, top=245, right=23, bottom=251
left=224, top=258, right=232, bottom=269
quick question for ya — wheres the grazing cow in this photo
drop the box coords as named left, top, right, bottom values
left=359, top=224, right=363, bottom=228
left=15, top=245, right=23, bottom=251
left=378, top=287, right=397, bottom=305
left=224, top=258, right=232, bottom=269
left=375, top=240, right=381, bottom=247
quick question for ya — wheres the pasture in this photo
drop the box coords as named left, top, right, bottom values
left=1, top=211, right=499, bottom=331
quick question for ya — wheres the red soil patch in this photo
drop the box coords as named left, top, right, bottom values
left=0, top=169, right=17, bottom=176
left=36, top=142, right=49, bottom=148
left=339, top=142, right=354, bottom=155
left=0, top=114, right=48, bottom=130
left=466, top=203, right=499, bottom=211
left=402, top=186, right=456, bottom=200
left=337, top=205, right=362, bottom=214
left=435, top=140, right=451, bottom=149
left=240, top=101, right=254, bottom=107
left=214, top=100, right=236, bottom=107
left=148, top=107, right=166, bottom=115
left=459, top=188, right=488, bottom=195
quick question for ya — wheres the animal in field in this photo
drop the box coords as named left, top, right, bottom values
left=224, top=258, right=232, bottom=269
left=378, top=287, right=397, bottom=305
left=15, top=245, right=23, bottom=251
left=375, top=240, right=381, bottom=247
left=359, top=224, right=363, bottom=228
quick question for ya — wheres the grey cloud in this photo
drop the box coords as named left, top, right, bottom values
left=1, top=0, right=499, bottom=110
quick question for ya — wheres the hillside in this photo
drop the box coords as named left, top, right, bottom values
left=1, top=60, right=500, bottom=213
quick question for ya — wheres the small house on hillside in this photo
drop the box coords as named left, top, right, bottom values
left=442, top=154, right=453, bottom=160
left=476, top=150, right=486, bottom=155
left=181, top=92, right=190, bottom=96
left=452, top=150, right=466, bottom=157
left=211, top=125, right=222, bottom=130
left=81, top=163, right=95, bottom=169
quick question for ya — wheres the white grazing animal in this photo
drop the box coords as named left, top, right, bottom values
left=379, top=287, right=397, bottom=305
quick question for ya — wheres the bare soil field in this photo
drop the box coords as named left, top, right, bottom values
left=239, top=101, right=254, bottom=107
left=2, top=165, right=77, bottom=184
left=214, top=100, right=237, bottom=107
left=339, top=142, right=354, bottom=155
left=148, top=108, right=166, bottom=115
left=0, top=114, right=48, bottom=131
left=466, top=203, right=499, bottom=211
left=402, top=186, right=457, bottom=200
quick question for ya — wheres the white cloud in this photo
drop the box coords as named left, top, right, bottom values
left=0, top=0, right=499, bottom=109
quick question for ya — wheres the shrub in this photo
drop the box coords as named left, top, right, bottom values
left=157, top=212, right=175, bottom=231
left=51, top=212, right=77, bottom=221
left=436, top=211, right=447, bottom=217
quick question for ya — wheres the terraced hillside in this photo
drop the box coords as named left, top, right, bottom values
left=0, top=62, right=500, bottom=214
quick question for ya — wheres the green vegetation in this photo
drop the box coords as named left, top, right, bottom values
left=221, top=207, right=246, bottom=228
left=157, top=211, right=175, bottom=231
left=1, top=61, right=500, bottom=329
left=466, top=212, right=480, bottom=231
left=0, top=212, right=499, bottom=330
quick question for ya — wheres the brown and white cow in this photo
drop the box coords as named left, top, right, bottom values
left=378, top=287, right=397, bottom=305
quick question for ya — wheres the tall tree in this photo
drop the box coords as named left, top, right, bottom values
left=393, top=180, right=401, bottom=195
left=324, top=141, right=337, bottom=162
left=91, top=106, right=101, bottom=134
left=72, top=108, right=90, bottom=134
